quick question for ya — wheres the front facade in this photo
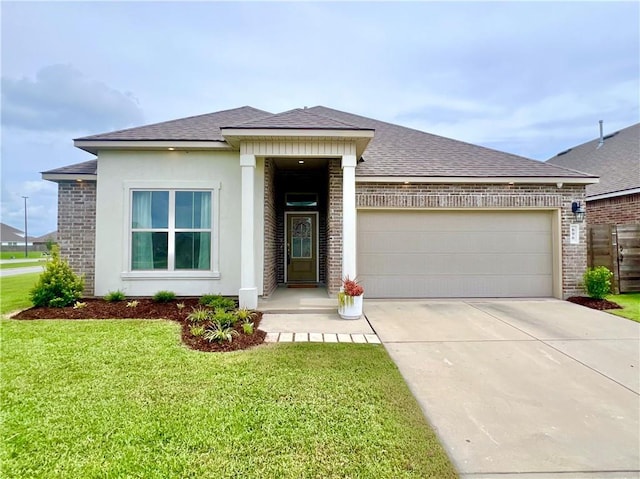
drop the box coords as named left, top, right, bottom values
left=44, top=106, right=597, bottom=307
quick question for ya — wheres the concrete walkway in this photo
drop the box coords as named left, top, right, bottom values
left=260, top=312, right=380, bottom=344
left=0, top=265, right=44, bottom=277
left=365, top=299, right=640, bottom=479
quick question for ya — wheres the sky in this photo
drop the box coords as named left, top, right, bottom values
left=1, top=1, right=638, bottom=236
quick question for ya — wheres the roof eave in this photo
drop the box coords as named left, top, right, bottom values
left=73, top=139, right=232, bottom=155
left=356, top=176, right=600, bottom=185
left=41, top=173, right=97, bottom=182
left=586, top=187, right=640, bottom=201
left=221, top=128, right=374, bottom=158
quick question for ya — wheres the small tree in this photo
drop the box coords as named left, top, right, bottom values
left=583, top=266, right=613, bottom=300
left=30, top=245, right=84, bottom=307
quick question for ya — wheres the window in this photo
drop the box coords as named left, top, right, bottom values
left=131, top=190, right=211, bottom=271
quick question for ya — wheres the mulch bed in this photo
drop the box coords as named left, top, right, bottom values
left=567, top=296, right=622, bottom=311
left=11, top=297, right=266, bottom=353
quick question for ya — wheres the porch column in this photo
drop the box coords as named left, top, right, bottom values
left=342, top=154, right=357, bottom=282
left=239, top=153, right=258, bottom=309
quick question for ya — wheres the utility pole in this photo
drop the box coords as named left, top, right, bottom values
left=22, top=196, right=28, bottom=258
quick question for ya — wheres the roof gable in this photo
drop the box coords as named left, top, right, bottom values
left=546, top=123, right=639, bottom=197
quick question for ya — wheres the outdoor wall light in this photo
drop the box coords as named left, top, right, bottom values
left=571, top=201, right=586, bottom=222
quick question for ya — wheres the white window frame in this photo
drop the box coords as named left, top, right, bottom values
left=121, top=181, right=221, bottom=280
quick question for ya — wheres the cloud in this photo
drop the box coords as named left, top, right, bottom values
left=1, top=64, right=144, bottom=133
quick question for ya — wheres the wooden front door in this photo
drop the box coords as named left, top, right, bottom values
left=286, top=213, right=317, bottom=283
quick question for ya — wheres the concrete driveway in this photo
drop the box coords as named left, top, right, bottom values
left=365, top=299, right=640, bottom=479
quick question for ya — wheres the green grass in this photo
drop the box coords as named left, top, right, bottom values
left=0, top=251, right=44, bottom=260
left=0, top=260, right=47, bottom=270
left=0, top=320, right=457, bottom=478
left=607, top=293, right=640, bottom=322
left=0, top=273, right=39, bottom=315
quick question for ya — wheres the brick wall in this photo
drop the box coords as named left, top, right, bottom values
left=355, top=182, right=587, bottom=298
left=327, top=160, right=343, bottom=294
left=57, top=180, right=96, bottom=295
left=262, top=159, right=277, bottom=297
left=586, top=193, right=640, bottom=225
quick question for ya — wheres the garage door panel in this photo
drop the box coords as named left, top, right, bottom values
left=358, top=210, right=554, bottom=298
left=359, top=253, right=552, bottom=276
left=360, top=231, right=551, bottom=255
left=362, top=275, right=551, bottom=298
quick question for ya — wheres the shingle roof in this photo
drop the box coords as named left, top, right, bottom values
left=42, top=159, right=97, bottom=175
left=76, top=106, right=272, bottom=141
left=307, top=106, right=590, bottom=178
left=0, top=223, right=32, bottom=243
left=546, top=123, right=639, bottom=197
left=227, top=108, right=371, bottom=130
left=70, top=105, right=595, bottom=179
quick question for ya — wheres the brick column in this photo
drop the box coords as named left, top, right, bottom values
left=57, top=180, right=96, bottom=295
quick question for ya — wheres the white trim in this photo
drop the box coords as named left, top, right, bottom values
left=356, top=176, right=599, bottom=185
left=586, top=188, right=640, bottom=201
left=74, top=140, right=231, bottom=154
left=122, top=181, right=221, bottom=278
left=42, top=174, right=97, bottom=181
left=222, top=128, right=374, bottom=139
left=283, top=211, right=320, bottom=284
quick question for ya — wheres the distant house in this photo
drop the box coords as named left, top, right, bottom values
left=0, top=222, right=32, bottom=247
left=547, top=122, right=639, bottom=225
left=42, top=106, right=597, bottom=305
left=32, top=231, right=58, bottom=247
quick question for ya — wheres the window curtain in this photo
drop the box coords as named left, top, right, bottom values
left=198, top=192, right=211, bottom=269
left=132, top=191, right=154, bottom=269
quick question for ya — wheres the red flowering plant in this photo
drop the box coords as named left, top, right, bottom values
left=338, top=276, right=364, bottom=308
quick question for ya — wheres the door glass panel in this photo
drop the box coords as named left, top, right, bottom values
left=291, top=217, right=312, bottom=259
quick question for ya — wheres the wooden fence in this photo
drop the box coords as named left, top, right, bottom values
left=587, top=223, right=640, bottom=293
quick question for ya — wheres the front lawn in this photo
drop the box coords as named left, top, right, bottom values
left=0, top=251, right=43, bottom=260
left=1, top=319, right=457, bottom=478
left=607, top=293, right=640, bottom=322
left=0, top=273, right=39, bottom=315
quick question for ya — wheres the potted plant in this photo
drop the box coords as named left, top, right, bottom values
left=338, top=276, right=364, bottom=320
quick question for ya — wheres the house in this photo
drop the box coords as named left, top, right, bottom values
left=42, top=106, right=598, bottom=308
left=546, top=122, right=639, bottom=225
left=0, top=222, right=32, bottom=247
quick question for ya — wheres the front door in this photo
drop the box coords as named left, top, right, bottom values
left=286, top=213, right=317, bottom=283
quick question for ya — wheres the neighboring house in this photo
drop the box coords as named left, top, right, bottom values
left=547, top=122, right=639, bottom=225
left=32, top=231, right=58, bottom=247
left=42, top=106, right=597, bottom=307
left=0, top=222, right=33, bottom=247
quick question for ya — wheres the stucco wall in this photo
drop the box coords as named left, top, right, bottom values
left=94, top=150, right=264, bottom=297
left=587, top=193, right=640, bottom=225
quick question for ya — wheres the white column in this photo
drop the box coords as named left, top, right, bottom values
left=342, top=154, right=357, bottom=282
left=239, top=153, right=257, bottom=309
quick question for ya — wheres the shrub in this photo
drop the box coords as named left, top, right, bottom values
left=203, top=323, right=238, bottom=343
left=242, top=322, right=254, bottom=335
left=104, top=290, right=126, bottom=302
left=200, top=294, right=236, bottom=312
left=153, top=290, right=176, bottom=303
left=235, top=307, right=256, bottom=322
left=190, top=325, right=205, bottom=337
left=211, top=310, right=237, bottom=328
left=583, top=267, right=613, bottom=299
left=187, top=307, right=211, bottom=323
left=30, top=245, right=84, bottom=307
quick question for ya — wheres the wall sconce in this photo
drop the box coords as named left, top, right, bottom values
left=571, top=201, right=586, bottom=222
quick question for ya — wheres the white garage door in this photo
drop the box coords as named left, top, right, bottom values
left=357, top=210, right=554, bottom=298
